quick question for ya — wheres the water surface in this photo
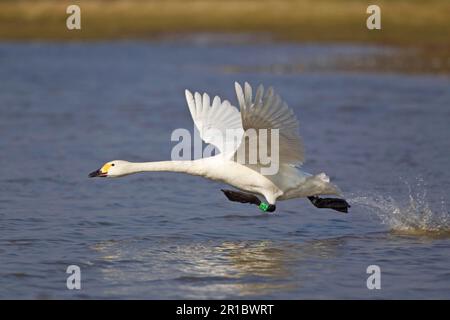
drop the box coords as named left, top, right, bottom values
left=1, top=41, right=449, bottom=299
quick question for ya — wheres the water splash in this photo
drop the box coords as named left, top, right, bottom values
left=349, top=179, right=450, bottom=236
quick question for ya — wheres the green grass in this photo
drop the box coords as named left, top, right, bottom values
left=0, top=0, right=448, bottom=46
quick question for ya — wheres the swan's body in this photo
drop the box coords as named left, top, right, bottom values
left=90, top=82, right=349, bottom=213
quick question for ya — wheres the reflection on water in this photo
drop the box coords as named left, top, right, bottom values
left=90, top=232, right=450, bottom=299
left=91, top=237, right=344, bottom=298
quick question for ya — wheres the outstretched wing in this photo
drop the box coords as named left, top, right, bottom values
left=185, top=90, right=244, bottom=156
left=234, top=82, right=304, bottom=166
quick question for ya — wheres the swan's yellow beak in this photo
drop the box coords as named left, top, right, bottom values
left=89, top=163, right=112, bottom=178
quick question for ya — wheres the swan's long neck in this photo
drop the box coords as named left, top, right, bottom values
left=126, top=160, right=205, bottom=176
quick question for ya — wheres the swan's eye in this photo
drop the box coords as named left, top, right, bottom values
left=111, top=164, right=115, bottom=166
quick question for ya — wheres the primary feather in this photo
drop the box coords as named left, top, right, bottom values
left=185, top=90, right=243, bottom=156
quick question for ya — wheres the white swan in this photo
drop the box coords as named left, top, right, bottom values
left=89, top=82, right=350, bottom=213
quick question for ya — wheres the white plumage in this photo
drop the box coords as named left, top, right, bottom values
left=90, top=82, right=344, bottom=211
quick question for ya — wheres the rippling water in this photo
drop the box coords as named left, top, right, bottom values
left=1, top=41, right=450, bottom=299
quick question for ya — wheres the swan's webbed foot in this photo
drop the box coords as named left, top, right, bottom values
left=221, top=189, right=276, bottom=212
left=308, top=196, right=351, bottom=213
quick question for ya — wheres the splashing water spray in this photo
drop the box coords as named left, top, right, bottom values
left=347, top=178, right=450, bottom=235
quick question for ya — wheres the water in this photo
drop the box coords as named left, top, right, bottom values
left=1, top=40, right=450, bottom=299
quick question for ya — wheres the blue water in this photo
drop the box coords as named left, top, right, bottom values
left=1, top=41, right=450, bottom=299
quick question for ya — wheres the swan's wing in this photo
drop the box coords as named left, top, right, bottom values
left=234, top=82, right=304, bottom=167
left=185, top=90, right=244, bottom=156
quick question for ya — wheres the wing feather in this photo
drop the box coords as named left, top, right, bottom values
left=234, top=82, right=304, bottom=167
left=185, top=89, right=243, bottom=156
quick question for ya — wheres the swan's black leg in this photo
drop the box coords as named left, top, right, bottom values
left=221, top=189, right=260, bottom=205
left=221, top=189, right=276, bottom=212
left=308, top=196, right=351, bottom=213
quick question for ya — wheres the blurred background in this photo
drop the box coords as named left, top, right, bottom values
left=1, top=0, right=450, bottom=73
left=0, top=0, right=449, bottom=299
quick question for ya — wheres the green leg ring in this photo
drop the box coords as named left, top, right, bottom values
left=259, top=202, right=270, bottom=212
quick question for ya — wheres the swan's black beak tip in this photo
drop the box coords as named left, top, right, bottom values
left=89, top=169, right=101, bottom=178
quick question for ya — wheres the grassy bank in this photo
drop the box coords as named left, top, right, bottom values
left=0, top=0, right=448, bottom=46
left=1, top=0, right=449, bottom=73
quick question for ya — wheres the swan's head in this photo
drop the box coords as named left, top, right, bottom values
left=89, top=160, right=130, bottom=178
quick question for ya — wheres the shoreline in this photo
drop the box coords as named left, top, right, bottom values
left=1, top=0, right=449, bottom=74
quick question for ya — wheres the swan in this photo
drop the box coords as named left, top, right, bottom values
left=89, top=82, right=350, bottom=213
